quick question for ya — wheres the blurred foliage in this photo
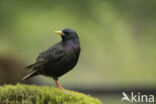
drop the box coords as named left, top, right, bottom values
left=0, top=84, right=102, bottom=104
left=0, top=0, right=156, bottom=87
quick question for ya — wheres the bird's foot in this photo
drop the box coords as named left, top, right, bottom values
left=53, top=79, right=71, bottom=95
left=62, top=89, right=71, bottom=95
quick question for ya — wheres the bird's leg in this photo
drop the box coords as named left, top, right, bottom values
left=53, top=78, right=70, bottom=95
left=54, top=79, right=64, bottom=90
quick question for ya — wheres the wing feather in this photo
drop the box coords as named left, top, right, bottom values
left=25, top=43, right=66, bottom=70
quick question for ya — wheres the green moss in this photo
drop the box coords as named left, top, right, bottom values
left=0, top=84, right=102, bottom=104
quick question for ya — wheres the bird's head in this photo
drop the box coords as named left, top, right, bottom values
left=55, top=28, right=79, bottom=41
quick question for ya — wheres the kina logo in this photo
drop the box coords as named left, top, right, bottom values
left=121, top=92, right=154, bottom=103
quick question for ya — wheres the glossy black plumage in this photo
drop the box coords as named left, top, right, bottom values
left=23, top=28, right=80, bottom=81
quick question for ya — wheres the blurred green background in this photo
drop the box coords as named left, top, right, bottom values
left=0, top=0, right=156, bottom=103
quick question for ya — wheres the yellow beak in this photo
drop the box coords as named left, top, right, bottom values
left=55, top=31, right=63, bottom=35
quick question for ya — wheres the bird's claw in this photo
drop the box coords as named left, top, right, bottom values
left=63, top=90, right=71, bottom=95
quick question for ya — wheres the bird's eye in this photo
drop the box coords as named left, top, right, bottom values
left=63, top=31, right=69, bottom=35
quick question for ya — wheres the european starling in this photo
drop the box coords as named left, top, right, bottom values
left=22, top=28, right=80, bottom=93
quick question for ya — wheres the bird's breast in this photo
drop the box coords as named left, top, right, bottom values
left=44, top=40, right=80, bottom=77
left=45, top=50, right=80, bottom=77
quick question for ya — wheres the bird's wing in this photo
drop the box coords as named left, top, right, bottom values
left=25, top=43, right=66, bottom=70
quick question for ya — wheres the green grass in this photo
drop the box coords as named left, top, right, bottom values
left=0, top=84, right=102, bottom=104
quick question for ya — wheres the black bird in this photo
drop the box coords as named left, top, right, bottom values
left=23, top=28, right=80, bottom=93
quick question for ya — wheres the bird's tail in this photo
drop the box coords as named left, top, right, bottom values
left=24, top=62, right=42, bottom=70
left=22, top=70, right=37, bottom=81
left=24, top=63, right=36, bottom=69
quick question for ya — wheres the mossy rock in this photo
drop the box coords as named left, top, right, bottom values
left=0, top=84, right=102, bottom=104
